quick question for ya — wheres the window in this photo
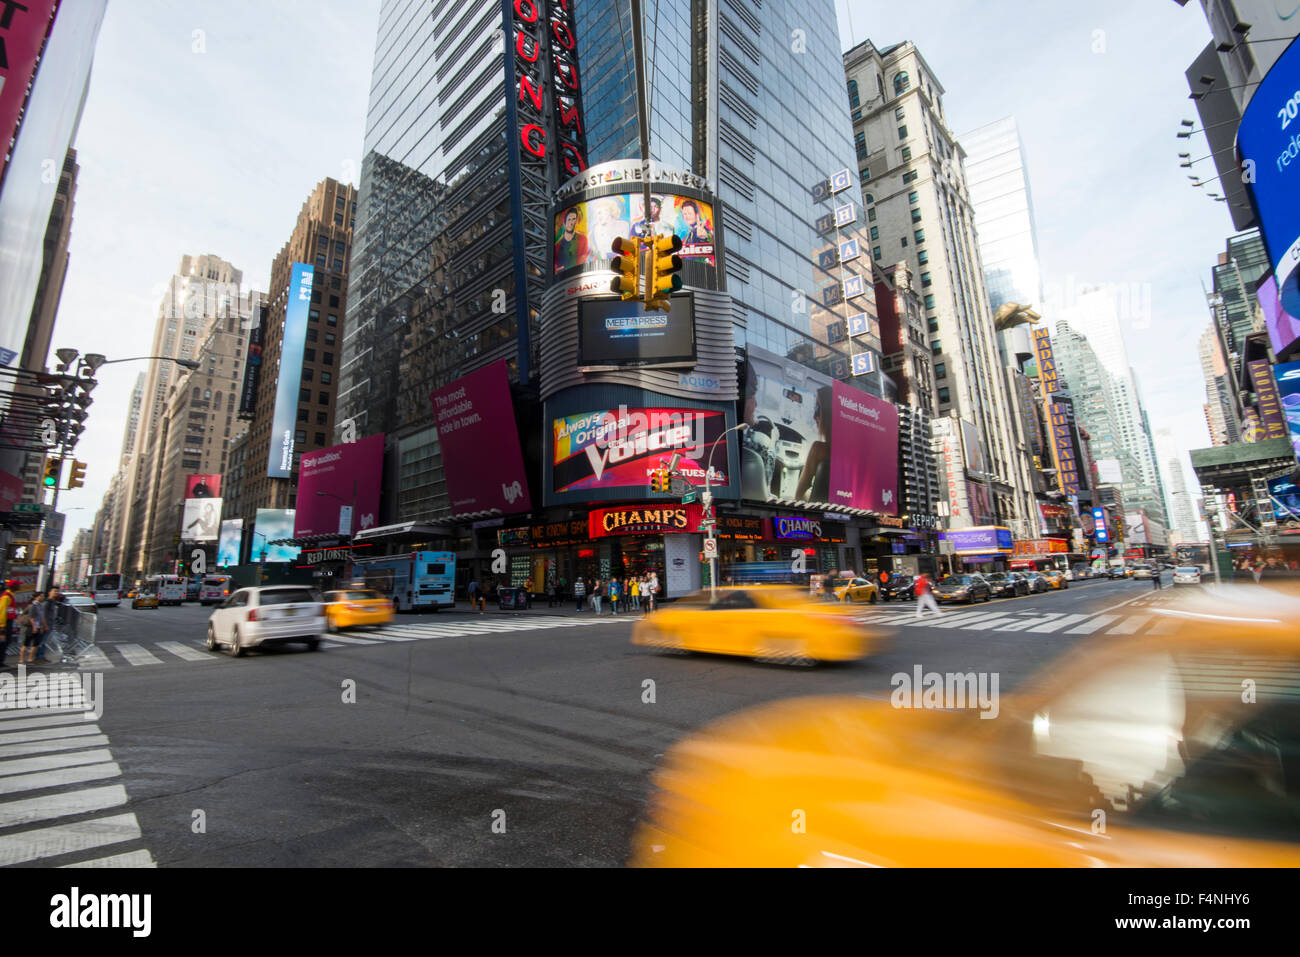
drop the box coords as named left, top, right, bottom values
left=330, top=277, right=341, bottom=290
left=317, top=236, right=328, bottom=249
left=860, top=167, right=871, bottom=184
left=895, top=107, right=905, bottom=120
left=334, top=241, right=344, bottom=254
left=933, top=363, right=947, bottom=381
left=911, top=209, right=923, bottom=224
left=307, top=328, right=318, bottom=342
left=847, top=79, right=859, bottom=107
left=329, top=295, right=340, bottom=307
left=918, top=250, right=929, bottom=265
left=316, top=411, right=327, bottom=426
left=855, top=132, right=867, bottom=160
left=921, top=272, right=932, bottom=287
left=312, top=290, right=321, bottom=303
left=868, top=207, right=877, bottom=222
left=297, top=408, right=308, bottom=422
left=931, top=341, right=942, bottom=355
left=894, top=72, right=910, bottom=95
left=299, top=388, right=310, bottom=402
left=908, top=191, right=919, bottom=205
left=323, top=352, right=333, bottom=366
left=309, top=309, right=320, bottom=322
left=870, top=226, right=879, bottom=240
left=320, top=371, right=332, bottom=385
left=304, top=348, right=316, bottom=362
left=864, top=193, right=874, bottom=205
left=903, top=170, right=919, bottom=184
left=325, top=332, right=336, bottom=345
left=901, top=146, right=912, bottom=161
left=295, top=430, right=307, bottom=444
left=914, top=228, right=925, bottom=244
left=924, top=294, right=936, bottom=310
left=319, top=392, right=328, bottom=404
left=332, top=259, right=343, bottom=271
left=898, top=125, right=908, bottom=140
left=873, top=246, right=881, bottom=261
left=302, top=368, right=313, bottom=383
left=334, top=214, right=343, bottom=226
left=335, top=196, right=345, bottom=210
left=315, top=433, right=326, bottom=446
left=327, top=314, right=338, bottom=326
left=928, top=318, right=939, bottom=333
left=938, top=387, right=950, bottom=404
left=901, top=237, right=908, bottom=247
left=315, top=254, right=326, bottom=267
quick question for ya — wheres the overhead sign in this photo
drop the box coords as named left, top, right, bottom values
left=1032, top=326, right=1059, bottom=393
left=267, top=263, right=313, bottom=478
left=588, top=504, right=704, bottom=538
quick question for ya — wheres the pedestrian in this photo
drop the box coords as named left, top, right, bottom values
left=547, top=581, right=557, bottom=608
left=646, top=572, right=659, bottom=613
left=1151, top=565, right=1163, bottom=590
left=574, top=576, right=586, bottom=612
left=630, top=576, right=640, bottom=611
left=609, top=578, right=621, bottom=615
left=467, top=577, right=483, bottom=614
left=914, top=572, right=941, bottom=619
left=591, top=578, right=603, bottom=615
left=0, top=580, right=17, bottom=665
left=22, top=591, right=46, bottom=665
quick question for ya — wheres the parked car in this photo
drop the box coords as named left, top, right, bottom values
left=206, top=586, right=326, bottom=656
left=935, top=575, right=992, bottom=604
left=1108, top=565, right=1127, bottom=580
left=879, top=576, right=915, bottom=602
left=1021, top=572, right=1050, bottom=594
left=984, top=572, right=1028, bottom=598
left=1172, top=566, right=1203, bottom=586
left=1042, top=570, right=1069, bottom=590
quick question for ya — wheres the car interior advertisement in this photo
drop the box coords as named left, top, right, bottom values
left=578, top=295, right=696, bottom=367
left=741, top=346, right=897, bottom=511
left=429, top=359, right=532, bottom=515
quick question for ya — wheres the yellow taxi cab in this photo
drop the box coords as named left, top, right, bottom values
left=324, top=589, right=394, bottom=631
left=827, top=575, right=880, bottom=604
left=631, top=585, right=1300, bottom=866
left=1041, top=569, right=1068, bottom=590
left=131, top=592, right=158, bottom=609
left=631, top=586, right=881, bottom=665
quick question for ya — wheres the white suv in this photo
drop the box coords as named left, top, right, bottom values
left=206, top=586, right=326, bottom=656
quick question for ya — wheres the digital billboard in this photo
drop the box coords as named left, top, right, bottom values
left=294, top=433, right=384, bottom=537
left=1274, top=360, right=1300, bottom=462
left=181, top=498, right=221, bottom=542
left=940, top=526, right=1014, bottom=554
left=217, top=519, right=243, bottom=566
left=253, top=509, right=300, bottom=563
left=430, top=361, right=532, bottom=515
left=578, top=296, right=696, bottom=367
left=553, top=192, right=716, bottom=273
left=1259, top=275, right=1300, bottom=360
left=741, top=346, right=898, bottom=512
left=553, top=406, right=728, bottom=494
left=239, top=301, right=265, bottom=417
left=268, top=263, right=314, bottom=478
left=1238, top=35, right=1300, bottom=316
left=185, top=473, right=221, bottom=499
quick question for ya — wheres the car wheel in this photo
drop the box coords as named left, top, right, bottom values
left=754, top=636, right=804, bottom=665
left=306, top=638, right=320, bottom=651
left=227, top=628, right=244, bottom=657
left=326, top=615, right=338, bottom=633
left=868, top=592, right=877, bottom=604
left=205, top=625, right=218, bottom=652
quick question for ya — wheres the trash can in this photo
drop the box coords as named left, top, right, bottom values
left=497, top=586, right=531, bottom=610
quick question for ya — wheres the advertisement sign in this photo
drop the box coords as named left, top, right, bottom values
left=554, top=406, right=727, bottom=494
left=773, top=516, right=823, bottom=540
left=1032, top=326, right=1059, bottom=393
left=932, top=417, right=969, bottom=524
left=1012, top=539, right=1069, bottom=556
left=181, top=498, right=221, bottom=542
left=239, top=302, right=265, bottom=417
left=252, top=509, right=299, bottom=563
left=185, top=473, right=221, bottom=499
left=588, top=504, right=704, bottom=538
left=1048, top=399, right=1080, bottom=494
left=1249, top=360, right=1288, bottom=441
left=294, top=433, right=384, bottom=536
left=578, top=296, right=696, bottom=366
left=430, top=361, right=532, bottom=514
left=940, top=526, right=1014, bottom=554
left=1259, top=275, right=1300, bottom=360
left=1238, top=35, right=1300, bottom=316
left=268, top=263, right=314, bottom=478
left=0, top=0, right=58, bottom=187
left=553, top=192, right=715, bottom=273
left=828, top=381, right=899, bottom=513
left=1270, top=476, right=1300, bottom=522
left=217, top=519, right=243, bottom=566
left=0, top=469, right=23, bottom=511
left=1092, top=506, right=1110, bottom=543
left=1276, top=360, right=1300, bottom=462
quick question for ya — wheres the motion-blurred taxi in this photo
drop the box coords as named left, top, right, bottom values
left=323, top=589, right=394, bottom=631
left=829, top=576, right=879, bottom=604
left=1041, top=569, right=1068, bottom=590
left=131, top=592, right=158, bottom=609
left=632, top=586, right=880, bottom=665
left=631, top=584, right=1300, bottom=866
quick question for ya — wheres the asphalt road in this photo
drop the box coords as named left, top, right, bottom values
left=1, top=576, right=1184, bottom=867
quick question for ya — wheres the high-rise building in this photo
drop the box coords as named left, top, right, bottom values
left=844, top=39, right=1032, bottom=535
left=1164, top=453, right=1201, bottom=544
left=1209, top=229, right=1270, bottom=377
left=1198, top=322, right=1237, bottom=444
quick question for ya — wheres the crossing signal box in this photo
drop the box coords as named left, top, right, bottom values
left=42, top=458, right=61, bottom=489
left=610, top=236, right=641, bottom=300
left=645, top=233, right=683, bottom=312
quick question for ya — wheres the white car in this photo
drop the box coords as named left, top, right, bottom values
left=205, top=586, right=325, bottom=656
left=1171, top=566, right=1202, bottom=586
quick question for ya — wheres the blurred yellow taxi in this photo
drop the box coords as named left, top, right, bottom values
left=324, top=589, right=394, bottom=631
left=130, top=592, right=158, bottom=609
left=632, top=585, right=1300, bottom=866
left=632, top=586, right=880, bottom=665
left=829, top=575, right=880, bottom=604
left=1041, top=569, right=1068, bottom=590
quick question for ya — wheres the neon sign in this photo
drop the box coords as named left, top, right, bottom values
left=511, top=0, right=588, bottom=183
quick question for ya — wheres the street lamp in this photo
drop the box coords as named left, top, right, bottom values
left=316, top=480, right=359, bottom=534
left=703, top=422, right=747, bottom=600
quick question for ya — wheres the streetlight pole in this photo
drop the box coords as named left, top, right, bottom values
left=703, top=422, right=747, bottom=600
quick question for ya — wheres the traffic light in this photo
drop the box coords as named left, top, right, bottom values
left=609, top=236, right=641, bottom=300
left=67, top=460, right=86, bottom=489
left=650, top=469, right=669, bottom=492
left=42, top=458, right=62, bottom=488
left=645, top=233, right=683, bottom=311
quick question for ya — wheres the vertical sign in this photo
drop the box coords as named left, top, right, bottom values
left=239, top=301, right=265, bottom=417
left=1032, top=326, right=1059, bottom=393
left=267, top=263, right=314, bottom=478
left=1048, top=400, right=1080, bottom=494
left=1248, top=360, right=1287, bottom=441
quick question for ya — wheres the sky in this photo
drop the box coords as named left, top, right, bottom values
left=49, top=0, right=1262, bottom=547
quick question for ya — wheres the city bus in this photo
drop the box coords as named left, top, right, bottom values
left=146, top=574, right=186, bottom=606
left=199, top=575, right=233, bottom=605
left=91, top=572, right=123, bottom=607
left=350, top=551, right=456, bottom=611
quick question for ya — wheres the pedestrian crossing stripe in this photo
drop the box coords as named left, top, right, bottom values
left=853, top=608, right=1249, bottom=639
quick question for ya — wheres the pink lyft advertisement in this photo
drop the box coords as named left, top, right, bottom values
left=828, top=381, right=899, bottom=514
left=430, top=360, right=532, bottom=515
left=294, top=433, right=385, bottom=536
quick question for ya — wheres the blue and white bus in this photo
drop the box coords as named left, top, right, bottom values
left=351, top=551, right=456, bottom=611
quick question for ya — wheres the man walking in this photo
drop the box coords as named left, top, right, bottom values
left=591, top=579, right=603, bottom=615
left=467, top=578, right=482, bottom=614
left=0, top=580, right=17, bottom=665
left=914, top=572, right=941, bottom=619
left=574, top=576, right=586, bottom=612
left=1151, top=564, right=1163, bottom=590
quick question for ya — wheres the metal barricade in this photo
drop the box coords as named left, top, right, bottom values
left=38, top=604, right=97, bottom=664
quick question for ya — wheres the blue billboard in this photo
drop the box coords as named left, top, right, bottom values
left=217, top=519, right=243, bottom=566
left=1239, top=36, right=1300, bottom=315
left=1275, top=360, right=1300, bottom=464
left=268, top=262, right=314, bottom=477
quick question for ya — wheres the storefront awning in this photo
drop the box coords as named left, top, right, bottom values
left=352, top=521, right=453, bottom=543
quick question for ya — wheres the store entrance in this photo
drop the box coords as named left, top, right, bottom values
left=607, top=536, right=664, bottom=582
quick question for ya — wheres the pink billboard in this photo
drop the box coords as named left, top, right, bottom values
left=1, top=0, right=59, bottom=185
left=828, top=381, right=899, bottom=514
left=293, top=433, right=384, bottom=537
left=430, top=360, right=532, bottom=515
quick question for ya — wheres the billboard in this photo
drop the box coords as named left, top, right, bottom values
left=430, top=360, right=531, bottom=514
left=181, top=498, right=221, bottom=542
left=0, top=0, right=59, bottom=187
left=1048, top=399, right=1080, bottom=494
left=253, top=509, right=300, bottom=563
left=1275, top=360, right=1300, bottom=462
left=1270, top=476, right=1300, bottom=523
left=1238, top=36, right=1300, bottom=316
left=239, top=301, right=265, bottom=417
left=741, top=346, right=897, bottom=512
left=1249, top=360, right=1288, bottom=441
left=1092, top=507, right=1110, bottom=543
left=1031, top=326, right=1059, bottom=393
left=578, top=295, right=696, bottom=367
left=553, top=192, right=716, bottom=273
left=268, top=262, right=314, bottom=478
left=553, top=406, right=728, bottom=494
left=940, top=526, right=1014, bottom=554
left=217, top=519, right=243, bottom=566
left=185, top=473, right=221, bottom=499
left=294, top=433, right=384, bottom=537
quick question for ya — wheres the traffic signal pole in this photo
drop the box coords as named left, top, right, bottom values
left=629, top=0, right=653, bottom=243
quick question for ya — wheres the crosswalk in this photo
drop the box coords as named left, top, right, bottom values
left=0, top=684, right=154, bottom=867
left=65, top=615, right=610, bottom=669
left=850, top=603, right=1209, bottom=638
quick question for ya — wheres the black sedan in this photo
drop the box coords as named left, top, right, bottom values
left=879, top=575, right=915, bottom=601
left=984, top=572, right=1028, bottom=598
left=935, top=574, right=992, bottom=604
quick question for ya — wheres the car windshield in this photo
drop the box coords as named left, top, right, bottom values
left=259, top=589, right=318, bottom=606
left=986, top=574, right=1009, bottom=581
left=944, top=576, right=973, bottom=585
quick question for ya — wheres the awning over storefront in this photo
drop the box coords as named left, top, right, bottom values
left=352, top=521, right=453, bottom=544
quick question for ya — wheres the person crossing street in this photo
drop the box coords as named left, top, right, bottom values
left=913, top=572, right=941, bottom=619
